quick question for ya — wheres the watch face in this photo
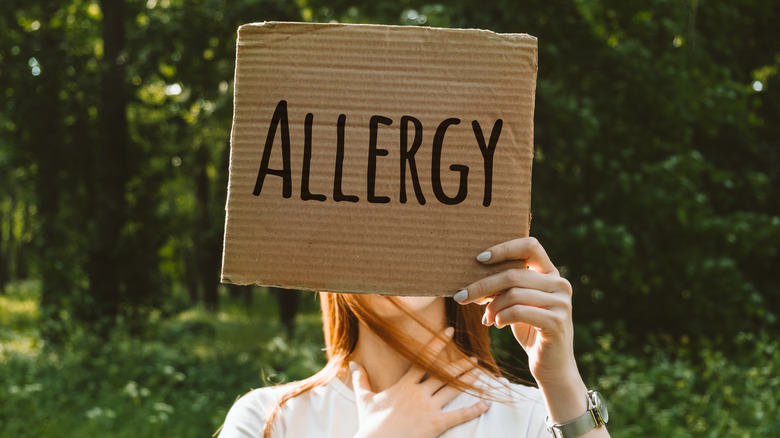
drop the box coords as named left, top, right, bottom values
left=594, top=391, right=609, bottom=424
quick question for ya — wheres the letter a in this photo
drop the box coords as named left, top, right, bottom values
left=253, top=100, right=292, bottom=198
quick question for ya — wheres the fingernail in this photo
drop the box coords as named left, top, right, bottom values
left=444, top=326, right=455, bottom=338
left=476, top=251, right=492, bottom=263
left=349, top=361, right=358, bottom=372
left=481, top=313, right=489, bottom=326
left=453, top=289, right=469, bottom=303
left=485, top=400, right=493, bottom=408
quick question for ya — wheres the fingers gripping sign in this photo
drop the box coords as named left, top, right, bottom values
left=475, top=236, right=559, bottom=276
left=453, top=238, right=578, bottom=388
left=351, top=327, right=492, bottom=438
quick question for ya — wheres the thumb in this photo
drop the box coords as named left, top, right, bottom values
left=350, top=361, right=373, bottom=398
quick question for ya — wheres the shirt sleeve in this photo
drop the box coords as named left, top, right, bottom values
left=219, top=389, right=279, bottom=438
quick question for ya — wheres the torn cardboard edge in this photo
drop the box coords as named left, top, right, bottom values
left=221, top=21, right=537, bottom=296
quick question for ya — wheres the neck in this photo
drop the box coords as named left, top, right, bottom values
left=346, top=297, right=448, bottom=392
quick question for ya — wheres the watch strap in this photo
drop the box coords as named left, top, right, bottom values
left=549, top=409, right=601, bottom=438
left=547, top=391, right=605, bottom=438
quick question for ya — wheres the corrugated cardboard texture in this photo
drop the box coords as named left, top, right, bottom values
left=222, top=22, right=537, bottom=296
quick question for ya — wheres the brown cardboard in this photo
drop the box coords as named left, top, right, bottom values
left=221, top=22, right=537, bottom=296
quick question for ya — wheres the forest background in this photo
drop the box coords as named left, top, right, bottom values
left=1, top=0, right=779, bottom=436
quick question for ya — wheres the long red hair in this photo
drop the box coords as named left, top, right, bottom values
left=262, top=292, right=502, bottom=438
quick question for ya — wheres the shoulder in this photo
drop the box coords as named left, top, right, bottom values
left=487, top=378, right=548, bottom=437
left=444, top=375, right=548, bottom=438
left=219, top=385, right=291, bottom=438
left=475, top=373, right=545, bottom=405
left=502, top=379, right=546, bottom=404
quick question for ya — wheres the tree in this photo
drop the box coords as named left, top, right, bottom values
left=0, top=0, right=301, bottom=338
left=1, top=0, right=776, bottom=344
left=302, top=0, right=780, bottom=341
left=1, top=2, right=77, bottom=341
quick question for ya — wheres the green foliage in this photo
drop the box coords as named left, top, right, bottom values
left=2, top=0, right=777, bottom=340
left=2, top=1, right=779, bottom=434
left=0, top=0, right=303, bottom=331
left=301, top=0, right=780, bottom=340
left=4, top=282, right=780, bottom=437
left=0, top=282, right=325, bottom=437
left=579, top=332, right=780, bottom=437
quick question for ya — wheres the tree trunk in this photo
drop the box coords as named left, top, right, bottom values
left=184, top=248, right=200, bottom=305
left=274, top=287, right=299, bottom=338
left=0, top=175, right=15, bottom=294
left=34, top=4, right=69, bottom=344
left=87, top=0, right=128, bottom=328
left=0, top=179, right=8, bottom=295
left=196, top=144, right=219, bottom=312
left=16, top=197, right=30, bottom=280
left=0, top=215, right=6, bottom=295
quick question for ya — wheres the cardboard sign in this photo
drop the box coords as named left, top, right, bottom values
left=221, top=22, right=537, bottom=296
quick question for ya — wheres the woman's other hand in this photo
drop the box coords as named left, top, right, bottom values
left=351, top=327, right=491, bottom=438
left=454, top=237, right=604, bottom=433
left=455, top=237, right=577, bottom=388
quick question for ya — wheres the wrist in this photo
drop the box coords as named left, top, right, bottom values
left=538, top=372, right=589, bottom=424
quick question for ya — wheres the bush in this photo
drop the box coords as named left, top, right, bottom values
left=4, top=281, right=779, bottom=437
left=0, top=283, right=326, bottom=437
left=579, top=332, right=780, bottom=437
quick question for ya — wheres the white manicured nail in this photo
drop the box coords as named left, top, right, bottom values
left=453, top=289, right=469, bottom=302
left=349, top=362, right=358, bottom=372
left=481, top=313, right=489, bottom=326
left=476, top=251, right=492, bottom=262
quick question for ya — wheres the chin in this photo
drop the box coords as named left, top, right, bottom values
left=365, top=295, right=444, bottom=319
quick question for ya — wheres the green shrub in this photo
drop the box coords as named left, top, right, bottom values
left=0, top=283, right=326, bottom=437
left=580, top=332, right=780, bottom=437
left=3, top=281, right=779, bottom=437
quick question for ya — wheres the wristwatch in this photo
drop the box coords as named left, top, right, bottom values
left=546, top=390, right=609, bottom=438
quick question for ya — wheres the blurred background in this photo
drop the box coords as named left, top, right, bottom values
left=1, top=0, right=778, bottom=436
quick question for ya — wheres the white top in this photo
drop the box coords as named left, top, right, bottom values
left=219, top=375, right=549, bottom=438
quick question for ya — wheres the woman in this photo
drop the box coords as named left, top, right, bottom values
left=219, top=238, right=610, bottom=437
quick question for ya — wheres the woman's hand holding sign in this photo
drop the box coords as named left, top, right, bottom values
left=454, top=238, right=607, bottom=435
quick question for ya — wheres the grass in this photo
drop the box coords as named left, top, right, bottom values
left=0, top=281, right=326, bottom=437
left=2, top=281, right=779, bottom=437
